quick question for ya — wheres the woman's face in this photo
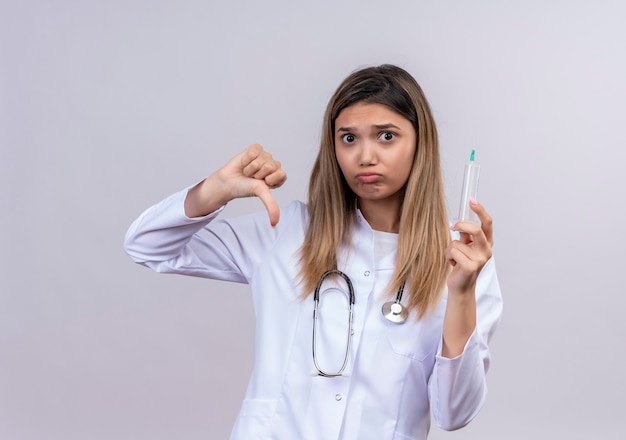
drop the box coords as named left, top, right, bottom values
left=334, top=102, right=416, bottom=206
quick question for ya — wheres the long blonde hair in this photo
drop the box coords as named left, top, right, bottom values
left=299, top=65, right=450, bottom=319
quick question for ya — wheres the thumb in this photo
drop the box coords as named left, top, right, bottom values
left=254, top=184, right=281, bottom=227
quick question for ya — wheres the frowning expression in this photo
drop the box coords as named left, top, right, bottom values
left=334, top=102, right=417, bottom=205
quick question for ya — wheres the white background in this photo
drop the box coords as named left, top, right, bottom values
left=1, top=1, right=625, bottom=438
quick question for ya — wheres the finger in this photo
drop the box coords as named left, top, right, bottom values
left=241, top=146, right=279, bottom=179
left=264, top=168, right=287, bottom=189
left=450, top=220, right=482, bottom=240
left=240, top=144, right=266, bottom=177
left=447, top=238, right=491, bottom=266
left=469, top=199, right=494, bottom=246
left=446, top=242, right=486, bottom=277
left=446, top=245, right=476, bottom=276
left=445, top=245, right=459, bottom=267
left=451, top=219, right=490, bottom=250
left=254, top=184, right=281, bottom=227
left=445, top=248, right=481, bottom=293
left=446, top=240, right=471, bottom=264
left=251, top=159, right=281, bottom=180
left=448, top=232, right=492, bottom=266
left=456, top=230, right=472, bottom=245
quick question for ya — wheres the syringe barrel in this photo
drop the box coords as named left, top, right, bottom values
left=457, top=162, right=480, bottom=224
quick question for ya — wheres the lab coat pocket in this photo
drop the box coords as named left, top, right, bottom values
left=231, top=399, right=277, bottom=438
left=385, top=318, right=440, bottom=363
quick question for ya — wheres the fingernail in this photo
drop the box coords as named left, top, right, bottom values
left=470, top=198, right=478, bottom=206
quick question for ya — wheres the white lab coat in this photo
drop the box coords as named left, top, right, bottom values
left=124, top=188, right=503, bottom=440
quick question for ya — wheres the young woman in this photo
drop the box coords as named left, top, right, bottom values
left=124, top=64, right=502, bottom=439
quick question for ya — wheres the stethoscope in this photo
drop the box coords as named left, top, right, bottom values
left=312, top=269, right=408, bottom=377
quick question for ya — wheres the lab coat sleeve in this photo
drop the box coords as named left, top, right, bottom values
left=428, top=257, right=503, bottom=430
left=123, top=187, right=283, bottom=283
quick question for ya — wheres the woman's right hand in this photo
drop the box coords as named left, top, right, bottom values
left=184, top=144, right=287, bottom=226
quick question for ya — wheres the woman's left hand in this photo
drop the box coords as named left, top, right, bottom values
left=446, top=199, right=494, bottom=295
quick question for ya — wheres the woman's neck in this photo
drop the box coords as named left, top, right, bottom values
left=357, top=196, right=402, bottom=233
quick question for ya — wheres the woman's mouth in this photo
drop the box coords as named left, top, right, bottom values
left=356, top=173, right=382, bottom=183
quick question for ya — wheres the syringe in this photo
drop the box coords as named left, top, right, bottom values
left=457, top=149, right=480, bottom=224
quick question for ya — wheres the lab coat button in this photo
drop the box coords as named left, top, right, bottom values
left=335, top=394, right=342, bottom=401
left=364, top=271, right=370, bottom=277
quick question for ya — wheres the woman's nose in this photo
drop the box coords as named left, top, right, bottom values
left=358, top=143, right=377, bottom=166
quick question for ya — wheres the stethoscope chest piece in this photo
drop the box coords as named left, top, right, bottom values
left=381, top=281, right=408, bottom=324
left=381, top=301, right=408, bottom=324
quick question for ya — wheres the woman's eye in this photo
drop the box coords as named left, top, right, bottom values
left=342, top=134, right=356, bottom=143
left=379, top=131, right=395, bottom=141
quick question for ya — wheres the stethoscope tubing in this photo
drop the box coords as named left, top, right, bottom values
left=312, top=269, right=355, bottom=377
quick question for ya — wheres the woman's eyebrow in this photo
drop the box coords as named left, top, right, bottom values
left=373, top=123, right=401, bottom=130
left=336, top=123, right=402, bottom=134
